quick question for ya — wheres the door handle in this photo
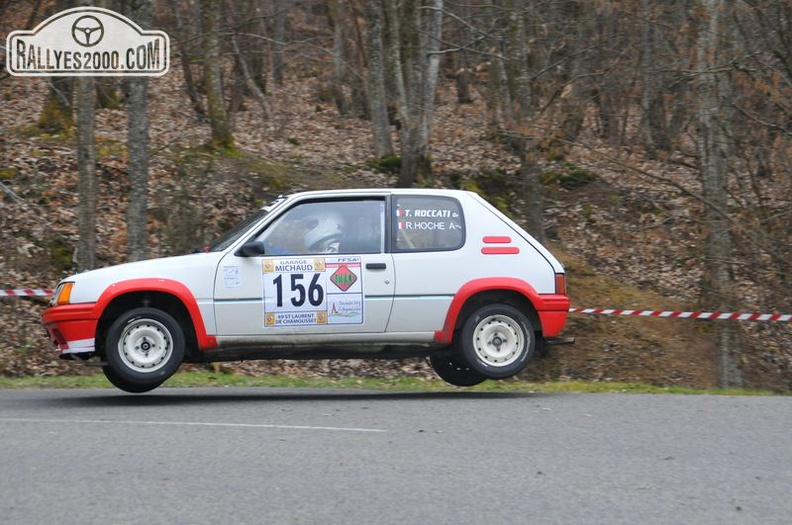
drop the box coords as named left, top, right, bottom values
left=366, top=263, right=387, bottom=270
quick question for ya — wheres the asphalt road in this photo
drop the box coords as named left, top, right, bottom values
left=1, top=387, right=790, bottom=525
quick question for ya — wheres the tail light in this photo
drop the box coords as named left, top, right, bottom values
left=555, top=273, right=567, bottom=295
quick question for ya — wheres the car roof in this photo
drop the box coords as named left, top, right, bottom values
left=275, top=188, right=474, bottom=202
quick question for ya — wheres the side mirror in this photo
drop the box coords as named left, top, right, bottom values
left=237, top=240, right=266, bottom=257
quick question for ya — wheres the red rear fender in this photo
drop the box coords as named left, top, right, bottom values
left=433, top=278, right=570, bottom=344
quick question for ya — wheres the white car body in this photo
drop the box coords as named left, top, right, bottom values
left=43, top=189, right=571, bottom=392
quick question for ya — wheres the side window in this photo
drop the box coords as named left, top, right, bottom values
left=393, top=196, right=465, bottom=252
left=257, top=199, right=384, bottom=256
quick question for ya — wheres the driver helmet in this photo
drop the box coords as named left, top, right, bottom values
left=304, top=210, right=344, bottom=251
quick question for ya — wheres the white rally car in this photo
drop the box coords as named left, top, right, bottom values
left=43, top=189, right=571, bottom=392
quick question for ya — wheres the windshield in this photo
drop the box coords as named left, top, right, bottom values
left=208, top=207, right=272, bottom=252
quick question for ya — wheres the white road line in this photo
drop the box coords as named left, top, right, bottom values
left=0, top=417, right=387, bottom=433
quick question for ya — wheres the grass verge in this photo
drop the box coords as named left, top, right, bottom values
left=0, top=371, right=777, bottom=395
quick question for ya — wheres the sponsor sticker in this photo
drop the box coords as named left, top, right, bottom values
left=222, top=266, right=240, bottom=289
left=6, top=6, right=169, bottom=76
left=395, top=205, right=462, bottom=231
left=262, top=256, right=363, bottom=327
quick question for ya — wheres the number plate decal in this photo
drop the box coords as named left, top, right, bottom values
left=262, top=257, right=363, bottom=327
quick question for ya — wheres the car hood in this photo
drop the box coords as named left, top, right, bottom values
left=63, top=252, right=225, bottom=303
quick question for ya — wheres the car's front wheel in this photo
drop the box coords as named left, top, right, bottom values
left=103, top=307, right=185, bottom=393
left=101, top=365, right=165, bottom=393
left=459, top=304, right=535, bottom=379
left=429, top=354, right=487, bottom=387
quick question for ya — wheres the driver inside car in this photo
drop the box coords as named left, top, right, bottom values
left=303, top=210, right=345, bottom=253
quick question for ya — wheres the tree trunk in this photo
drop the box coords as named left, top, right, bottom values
left=230, top=35, right=275, bottom=121
left=348, top=10, right=370, bottom=118
left=455, top=68, right=473, bottom=104
left=696, top=0, right=743, bottom=388
left=593, top=6, right=625, bottom=147
left=272, top=0, right=288, bottom=86
left=506, top=1, right=544, bottom=241
left=125, top=0, right=152, bottom=262
left=173, top=0, right=205, bottom=119
left=329, top=0, right=350, bottom=116
left=556, top=1, right=587, bottom=148
left=450, top=0, right=472, bottom=72
left=362, top=0, right=394, bottom=157
left=200, top=0, right=234, bottom=150
left=382, top=0, right=407, bottom=130
left=420, top=0, right=443, bottom=146
left=398, top=0, right=443, bottom=187
left=639, top=0, right=669, bottom=154
left=37, top=0, right=73, bottom=133
left=486, top=40, right=510, bottom=126
left=96, top=79, right=121, bottom=110
left=38, top=77, right=73, bottom=134
left=505, top=1, right=531, bottom=116
left=399, top=0, right=425, bottom=187
left=75, top=76, right=97, bottom=271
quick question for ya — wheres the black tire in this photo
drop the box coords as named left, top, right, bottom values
left=102, top=365, right=164, bottom=393
left=103, top=307, right=185, bottom=393
left=429, top=354, right=487, bottom=387
left=459, top=304, right=535, bottom=379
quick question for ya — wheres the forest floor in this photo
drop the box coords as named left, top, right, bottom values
left=1, top=61, right=790, bottom=392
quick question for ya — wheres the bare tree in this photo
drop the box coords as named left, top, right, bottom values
left=125, top=0, right=152, bottom=262
left=228, top=2, right=274, bottom=121
left=328, top=0, right=351, bottom=116
left=504, top=1, right=544, bottom=241
left=639, top=0, right=669, bottom=154
left=553, top=1, right=590, bottom=148
left=272, top=0, right=289, bottom=86
left=38, top=0, right=73, bottom=134
left=382, top=0, right=407, bottom=129
left=696, top=0, right=743, bottom=388
left=173, top=0, right=205, bottom=120
left=75, top=75, right=97, bottom=271
left=200, top=0, right=234, bottom=150
left=361, top=0, right=394, bottom=158
left=398, top=0, right=443, bottom=187
left=38, top=77, right=73, bottom=133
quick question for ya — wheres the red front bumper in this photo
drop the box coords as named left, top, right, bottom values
left=41, top=303, right=99, bottom=354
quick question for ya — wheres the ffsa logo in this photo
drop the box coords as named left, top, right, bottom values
left=6, top=7, right=169, bottom=76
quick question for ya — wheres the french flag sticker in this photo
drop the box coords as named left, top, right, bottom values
left=396, top=207, right=405, bottom=228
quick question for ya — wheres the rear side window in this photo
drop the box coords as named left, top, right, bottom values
left=393, top=196, right=465, bottom=252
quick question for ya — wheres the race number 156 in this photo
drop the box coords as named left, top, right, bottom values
left=272, top=273, right=324, bottom=308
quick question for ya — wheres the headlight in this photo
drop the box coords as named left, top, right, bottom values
left=50, top=282, right=74, bottom=306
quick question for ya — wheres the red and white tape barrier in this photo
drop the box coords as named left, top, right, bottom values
left=0, top=289, right=54, bottom=297
left=1, top=289, right=789, bottom=322
left=569, top=307, right=791, bottom=322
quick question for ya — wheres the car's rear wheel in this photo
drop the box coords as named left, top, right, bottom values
left=459, top=304, right=535, bottom=379
left=103, top=307, right=185, bottom=393
left=429, top=354, right=487, bottom=387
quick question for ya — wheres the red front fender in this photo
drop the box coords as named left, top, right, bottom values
left=95, top=279, right=218, bottom=351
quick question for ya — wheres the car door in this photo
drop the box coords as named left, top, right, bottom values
left=387, top=194, right=467, bottom=333
left=213, top=197, right=394, bottom=337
